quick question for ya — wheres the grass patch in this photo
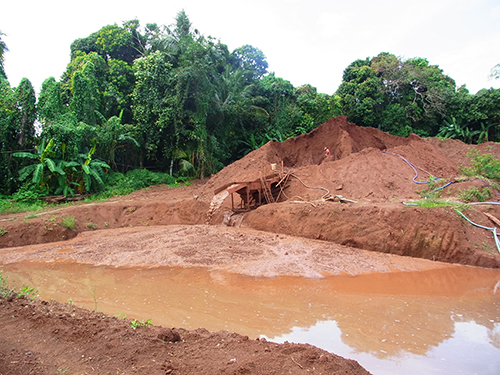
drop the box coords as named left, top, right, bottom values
left=86, top=222, right=97, bottom=230
left=457, top=187, right=492, bottom=202
left=88, top=169, right=191, bottom=201
left=130, top=318, right=153, bottom=330
left=459, top=149, right=500, bottom=183
left=406, top=199, right=469, bottom=211
left=0, top=271, right=38, bottom=299
left=0, top=199, right=47, bottom=215
left=60, top=216, right=76, bottom=230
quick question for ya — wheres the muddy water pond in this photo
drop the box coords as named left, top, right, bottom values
left=2, top=262, right=500, bottom=375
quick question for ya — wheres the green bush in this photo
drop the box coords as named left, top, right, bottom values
left=123, top=169, right=177, bottom=190
left=459, top=149, right=500, bottom=183
left=96, top=169, right=189, bottom=199
left=11, top=182, right=47, bottom=203
left=457, top=187, right=492, bottom=202
left=60, top=216, right=76, bottom=230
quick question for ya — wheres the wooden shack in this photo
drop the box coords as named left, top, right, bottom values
left=214, top=174, right=284, bottom=211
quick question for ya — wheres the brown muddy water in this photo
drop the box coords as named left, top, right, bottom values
left=1, top=261, right=500, bottom=375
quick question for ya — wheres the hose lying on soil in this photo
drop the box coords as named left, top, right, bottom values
left=382, top=151, right=436, bottom=184
left=290, top=173, right=330, bottom=199
left=455, top=209, right=500, bottom=254
left=382, top=151, right=500, bottom=196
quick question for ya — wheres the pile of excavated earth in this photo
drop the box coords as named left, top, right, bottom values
left=1, top=116, right=500, bottom=374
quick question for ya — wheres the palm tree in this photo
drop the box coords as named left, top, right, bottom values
left=0, top=30, right=8, bottom=80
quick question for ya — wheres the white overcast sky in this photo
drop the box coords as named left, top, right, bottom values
left=1, top=0, right=499, bottom=95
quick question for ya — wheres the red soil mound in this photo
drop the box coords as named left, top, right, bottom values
left=205, top=116, right=500, bottom=268
left=204, top=116, right=483, bottom=202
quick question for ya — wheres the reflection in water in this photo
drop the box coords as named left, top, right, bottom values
left=1, top=262, right=499, bottom=375
left=267, top=320, right=500, bottom=375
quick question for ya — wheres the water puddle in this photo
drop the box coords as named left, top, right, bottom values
left=1, top=262, right=500, bottom=375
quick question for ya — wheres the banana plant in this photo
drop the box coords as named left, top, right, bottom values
left=13, top=138, right=65, bottom=188
left=78, top=139, right=110, bottom=192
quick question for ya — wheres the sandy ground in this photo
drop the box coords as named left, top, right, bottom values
left=0, top=224, right=448, bottom=278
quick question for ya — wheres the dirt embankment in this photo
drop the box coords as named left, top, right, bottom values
left=0, top=296, right=369, bottom=375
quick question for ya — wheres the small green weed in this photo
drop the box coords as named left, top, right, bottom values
left=89, top=287, right=98, bottom=311
left=1, top=272, right=39, bottom=300
left=457, top=187, right=492, bottom=202
left=48, top=215, right=56, bottom=222
left=407, top=199, right=469, bottom=211
left=61, top=216, right=76, bottom=230
left=0, top=271, right=14, bottom=298
left=130, top=318, right=152, bottom=330
left=0, top=227, right=7, bottom=236
left=459, top=149, right=500, bottom=182
left=25, top=213, right=38, bottom=219
left=416, top=177, right=448, bottom=199
left=68, top=297, right=73, bottom=305
left=87, top=222, right=97, bottom=230
left=17, top=285, right=38, bottom=299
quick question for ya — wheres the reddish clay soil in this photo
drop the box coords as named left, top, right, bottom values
left=2, top=116, right=500, bottom=374
left=0, top=297, right=368, bottom=375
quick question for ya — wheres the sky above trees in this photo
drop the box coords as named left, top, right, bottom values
left=1, top=0, right=499, bottom=95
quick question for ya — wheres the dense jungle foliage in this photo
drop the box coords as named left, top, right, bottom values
left=0, top=11, right=499, bottom=199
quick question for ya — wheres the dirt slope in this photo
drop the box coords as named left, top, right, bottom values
left=0, top=296, right=369, bottom=375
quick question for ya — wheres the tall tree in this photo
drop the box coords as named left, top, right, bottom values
left=38, top=77, right=66, bottom=124
left=70, top=22, right=141, bottom=64
left=337, top=53, right=457, bottom=137
left=229, top=45, right=268, bottom=83
left=132, top=51, right=174, bottom=168
left=0, top=79, right=18, bottom=193
left=336, top=58, right=385, bottom=130
left=0, top=30, right=7, bottom=80
left=490, top=64, right=500, bottom=81
left=14, top=78, right=37, bottom=147
left=60, top=52, right=107, bottom=126
left=0, top=78, right=37, bottom=194
left=295, top=84, right=342, bottom=134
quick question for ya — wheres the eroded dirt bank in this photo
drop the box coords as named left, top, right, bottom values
left=2, top=184, right=499, bottom=268
left=0, top=297, right=369, bottom=375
